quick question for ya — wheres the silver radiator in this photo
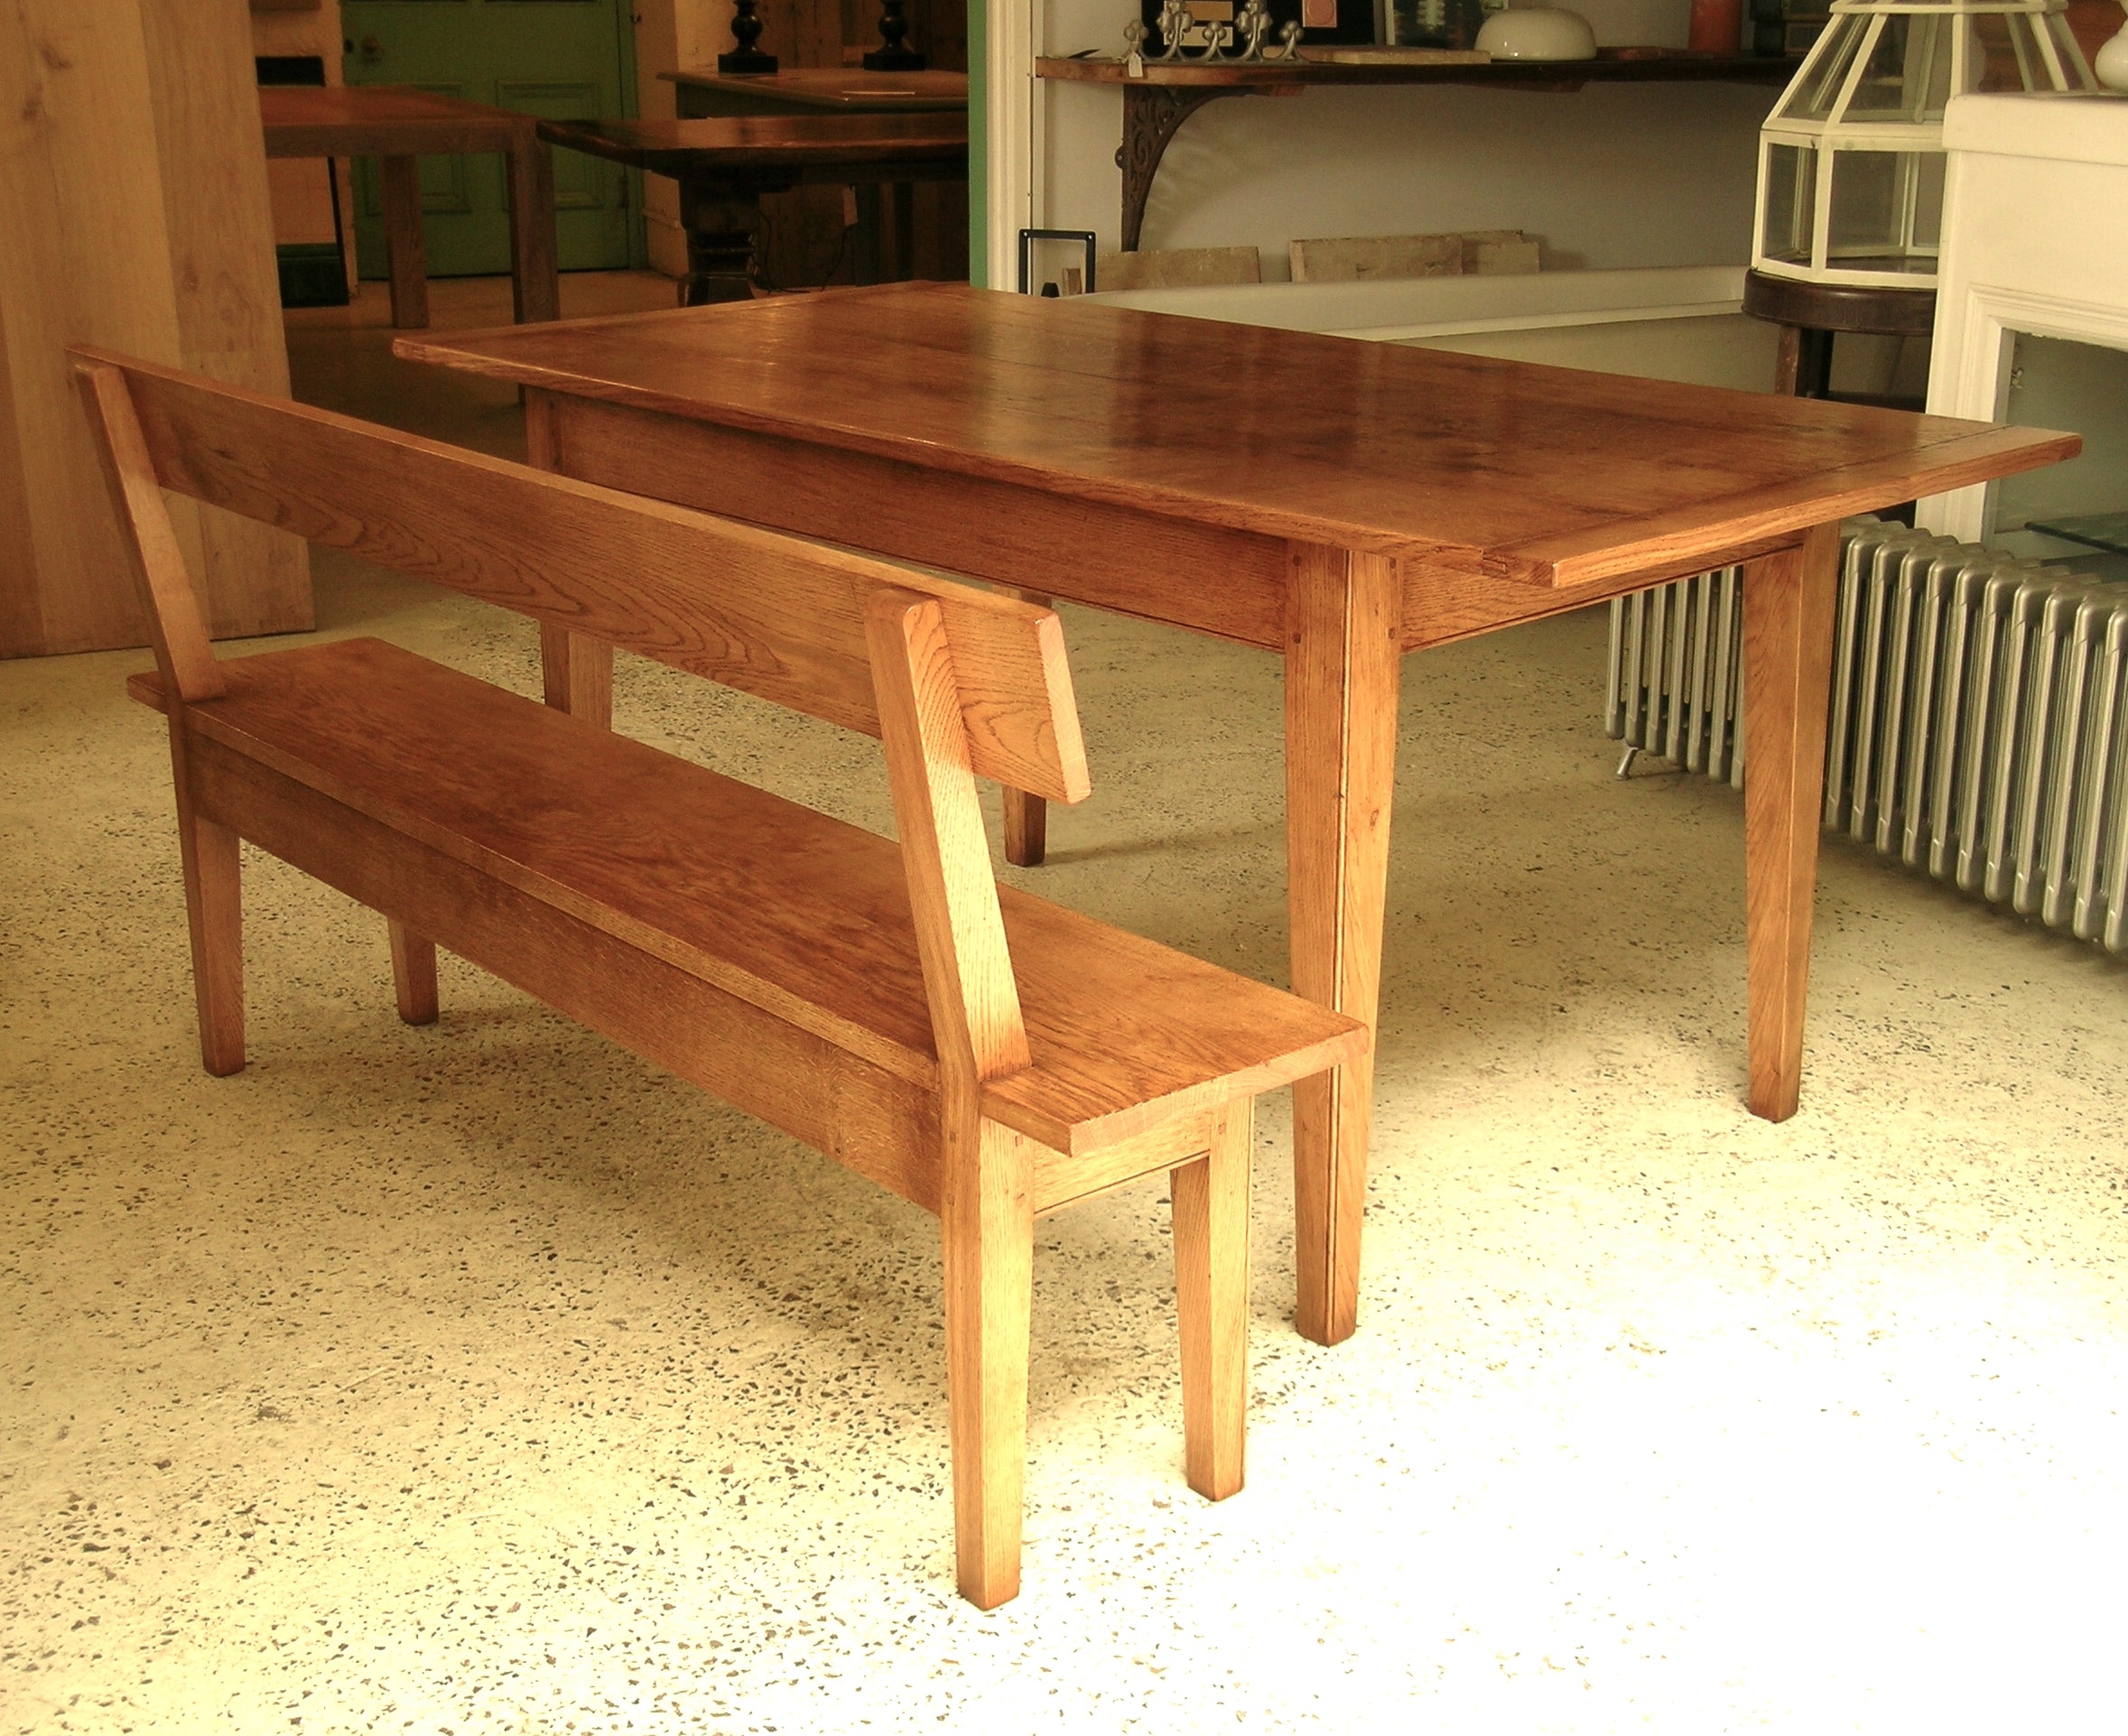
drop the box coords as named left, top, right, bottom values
left=1605, top=519, right=2128, bottom=955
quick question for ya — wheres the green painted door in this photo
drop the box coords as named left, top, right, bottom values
left=341, top=0, right=637, bottom=276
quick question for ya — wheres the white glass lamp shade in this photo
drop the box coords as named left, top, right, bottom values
left=1752, top=0, right=2099, bottom=290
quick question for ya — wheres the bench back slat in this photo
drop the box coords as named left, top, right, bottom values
left=73, top=347, right=1090, bottom=804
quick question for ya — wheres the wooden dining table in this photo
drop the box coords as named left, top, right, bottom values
left=397, top=283, right=2076, bottom=1347
left=259, top=85, right=559, bottom=331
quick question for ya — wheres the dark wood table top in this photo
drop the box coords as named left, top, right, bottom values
left=398, top=282, right=2077, bottom=591
left=661, top=68, right=970, bottom=110
left=536, top=115, right=971, bottom=173
left=259, top=85, right=538, bottom=156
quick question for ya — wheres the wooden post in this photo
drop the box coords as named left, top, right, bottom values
left=0, top=0, right=311, bottom=658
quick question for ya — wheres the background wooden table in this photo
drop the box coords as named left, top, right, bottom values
left=398, top=284, right=2076, bottom=1346
left=260, top=85, right=559, bottom=330
left=538, top=116, right=968, bottom=302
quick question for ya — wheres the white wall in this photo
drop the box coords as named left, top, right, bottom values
left=1037, top=0, right=1785, bottom=277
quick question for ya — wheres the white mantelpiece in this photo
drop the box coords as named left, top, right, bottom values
left=1919, top=90, right=2128, bottom=542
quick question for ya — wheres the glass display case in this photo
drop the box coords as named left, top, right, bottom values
left=1752, top=0, right=2097, bottom=289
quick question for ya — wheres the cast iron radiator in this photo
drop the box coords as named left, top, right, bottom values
left=1604, top=517, right=2128, bottom=956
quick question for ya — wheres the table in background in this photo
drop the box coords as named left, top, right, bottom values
left=664, top=70, right=970, bottom=285
left=398, top=283, right=2074, bottom=1346
left=259, top=85, right=559, bottom=330
left=538, top=116, right=967, bottom=302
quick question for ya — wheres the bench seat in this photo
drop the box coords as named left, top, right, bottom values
left=132, top=636, right=1363, bottom=1188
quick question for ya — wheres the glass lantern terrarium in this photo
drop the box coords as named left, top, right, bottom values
left=1752, top=0, right=2098, bottom=289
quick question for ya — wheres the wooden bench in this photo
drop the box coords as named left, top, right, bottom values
left=70, top=346, right=1368, bottom=1609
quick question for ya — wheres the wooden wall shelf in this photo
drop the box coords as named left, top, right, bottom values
left=1036, top=52, right=1798, bottom=251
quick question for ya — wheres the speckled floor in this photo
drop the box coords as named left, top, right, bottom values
left=5, top=277, right=2127, bottom=1735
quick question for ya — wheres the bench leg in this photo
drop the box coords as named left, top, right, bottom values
left=1174, top=1099, right=1250, bottom=1502
left=389, top=921, right=439, bottom=1026
left=941, top=1114, right=1035, bottom=1609
left=176, top=801, right=245, bottom=1077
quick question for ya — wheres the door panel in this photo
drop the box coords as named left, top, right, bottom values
left=341, top=0, right=634, bottom=275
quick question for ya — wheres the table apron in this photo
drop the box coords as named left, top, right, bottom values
left=542, top=395, right=1815, bottom=659
left=544, top=394, right=1290, bottom=649
left=263, top=123, right=533, bottom=159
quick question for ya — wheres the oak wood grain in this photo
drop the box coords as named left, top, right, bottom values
left=83, top=348, right=1089, bottom=803
left=379, top=155, right=429, bottom=331
left=1285, top=543, right=1402, bottom=1349
left=100, top=354, right=1363, bottom=1611
left=941, top=1111, right=1034, bottom=1609
left=395, top=284, right=2076, bottom=592
left=1174, top=1098, right=1250, bottom=1502
left=869, top=592, right=1032, bottom=1083
left=70, top=364, right=224, bottom=704
left=1742, top=523, right=1841, bottom=1122
left=527, top=392, right=614, bottom=729
left=543, top=395, right=1290, bottom=651
left=999, top=588, right=1054, bottom=868
left=130, top=643, right=1364, bottom=1156
left=174, top=722, right=947, bottom=1206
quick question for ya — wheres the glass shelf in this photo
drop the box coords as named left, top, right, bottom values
left=2027, top=510, right=2128, bottom=558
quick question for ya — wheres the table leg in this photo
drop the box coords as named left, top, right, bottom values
left=889, top=180, right=915, bottom=281
left=504, top=134, right=561, bottom=324
left=1001, top=587, right=1051, bottom=867
left=526, top=391, right=614, bottom=727
left=1284, top=543, right=1402, bottom=1348
left=854, top=186, right=884, bottom=285
left=678, top=180, right=766, bottom=304
left=1741, top=520, right=1840, bottom=1121
left=378, top=154, right=429, bottom=330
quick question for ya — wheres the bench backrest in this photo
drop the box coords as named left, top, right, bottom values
left=69, top=346, right=1089, bottom=805
left=73, top=345, right=1091, bottom=1091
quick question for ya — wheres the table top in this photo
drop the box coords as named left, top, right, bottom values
left=662, top=68, right=970, bottom=110
left=536, top=114, right=970, bottom=173
left=397, top=283, right=2077, bottom=590
left=1035, top=51, right=1798, bottom=89
left=259, top=84, right=537, bottom=154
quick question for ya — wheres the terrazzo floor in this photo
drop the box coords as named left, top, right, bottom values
left=5, top=277, right=2127, bottom=1734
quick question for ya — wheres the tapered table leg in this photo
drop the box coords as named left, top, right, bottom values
left=503, top=130, right=560, bottom=324
left=1284, top=543, right=1402, bottom=1347
left=378, top=153, right=429, bottom=330
left=1741, top=520, right=1840, bottom=1121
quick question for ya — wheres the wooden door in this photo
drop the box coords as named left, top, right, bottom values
left=340, top=0, right=637, bottom=275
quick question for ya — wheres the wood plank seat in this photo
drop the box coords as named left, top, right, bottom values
left=71, top=345, right=1367, bottom=1610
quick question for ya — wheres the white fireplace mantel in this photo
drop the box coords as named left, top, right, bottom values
left=1919, top=90, right=2128, bottom=543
